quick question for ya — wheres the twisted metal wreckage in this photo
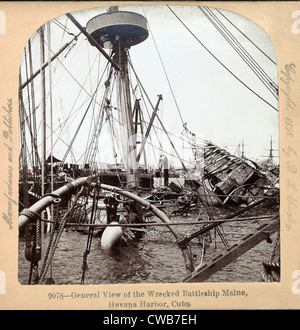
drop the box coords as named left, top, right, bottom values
left=19, top=162, right=280, bottom=285
left=18, top=6, right=280, bottom=285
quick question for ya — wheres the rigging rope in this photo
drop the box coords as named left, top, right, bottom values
left=141, top=6, right=187, bottom=129
left=128, top=55, right=165, bottom=167
left=20, top=32, right=89, bottom=169
left=200, top=7, right=278, bottom=99
left=38, top=186, right=85, bottom=284
left=60, top=69, right=105, bottom=166
left=23, top=48, right=36, bottom=171
left=128, top=59, right=189, bottom=173
left=81, top=185, right=100, bottom=284
left=52, top=18, right=76, bottom=37
left=83, top=62, right=111, bottom=167
left=261, top=230, right=280, bottom=282
left=216, top=8, right=277, bottom=65
left=51, top=41, right=101, bottom=142
left=167, top=5, right=278, bottom=112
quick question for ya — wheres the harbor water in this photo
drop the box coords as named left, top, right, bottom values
left=18, top=205, right=279, bottom=285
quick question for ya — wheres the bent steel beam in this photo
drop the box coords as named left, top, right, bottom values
left=183, top=216, right=279, bottom=282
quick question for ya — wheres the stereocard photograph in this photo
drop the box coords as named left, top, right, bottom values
left=1, top=1, right=300, bottom=310
left=17, top=3, right=280, bottom=286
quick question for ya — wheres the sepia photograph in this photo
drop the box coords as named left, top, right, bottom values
left=1, top=0, right=299, bottom=311
left=17, top=4, right=280, bottom=286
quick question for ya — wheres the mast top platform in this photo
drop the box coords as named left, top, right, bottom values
left=86, top=7, right=149, bottom=49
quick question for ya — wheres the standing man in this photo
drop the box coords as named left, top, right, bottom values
left=159, top=154, right=169, bottom=187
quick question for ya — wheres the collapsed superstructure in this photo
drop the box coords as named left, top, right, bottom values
left=190, top=140, right=277, bottom=207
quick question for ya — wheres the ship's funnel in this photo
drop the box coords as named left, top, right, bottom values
left=86, top=8, right=149, bottom=49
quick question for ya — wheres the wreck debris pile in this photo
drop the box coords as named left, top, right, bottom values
left=194, top=141, right=278, bottom=207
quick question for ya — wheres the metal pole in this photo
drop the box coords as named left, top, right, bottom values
left=114, top=44, right=139, bottom=187
left=47, top=21, right=54, bottom=233
left=66, top=13, right=120, bottom=71
left=39, top=25, right=46, bottom=257
left=21, top=33, right=81, bottom=90
left=136, top=94, right=162, bottom=162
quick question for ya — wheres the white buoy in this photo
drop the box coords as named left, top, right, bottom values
left=101, top=222, right=122, bottom=249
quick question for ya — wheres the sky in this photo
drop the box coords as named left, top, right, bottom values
left=19, top=4, right=279, bottom=170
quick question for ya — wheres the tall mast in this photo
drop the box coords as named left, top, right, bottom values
left=86, top=6, right=149, bottom=188
left=114, top=42, right=138, bottom=186
left=269, top=135, right=274, bottom=162
left=39, top=25, right=46, bottom=197
left=47, top=21, right=54, bottom=232
left=242, top=139, right=245, bottom=158
left=39, top=25, right=46, bottom=256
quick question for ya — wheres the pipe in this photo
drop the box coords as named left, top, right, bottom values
left=19, top=176, right=194, bottom=273
left=19, top=176, right=98, bottom=229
